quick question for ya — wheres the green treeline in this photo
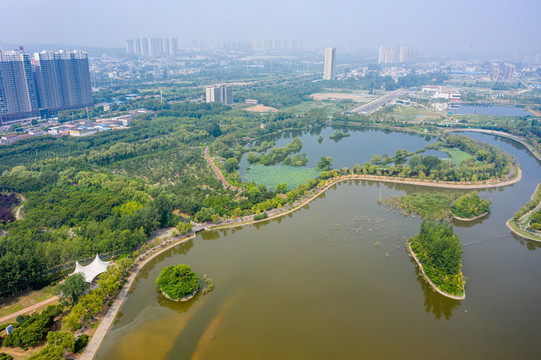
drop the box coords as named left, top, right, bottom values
left=363, top=134, right=516, bottom=182
left=410, top=221, right=465, bottom=296
left=450, top=191, right=491, bottom=218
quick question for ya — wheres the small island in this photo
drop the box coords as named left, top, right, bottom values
left=450, top=191, right=491, bottom=221
left=408, top=220, right=465, bottom=299
left=156, top=264, right=213, bottom=302
left=329, top=130, right=350, bottom=141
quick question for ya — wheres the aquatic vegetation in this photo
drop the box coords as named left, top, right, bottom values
left=244, top=164, right=321, bottom=190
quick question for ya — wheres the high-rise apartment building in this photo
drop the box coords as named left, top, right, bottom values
left=323, top=47, right=336, bottom=80
left=0, top=49, right=92, bottom=123
left=379, top=45, right=415, bottom=64
left=126, top=39, right=135, bottom=54
left=126, top=37, right=179, bottom=56
left=502, top=63, right=515, bottom=80
left=0, top=51, right=39, bottom=122
left=206, top=84, right=233, bottom=105
left=33, top=50, right=93, bottom=116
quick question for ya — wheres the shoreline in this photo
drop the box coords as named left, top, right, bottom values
left=407, top=240, right=465, bottom=300
left=81, top=233, right=196, bottom=360
left=445, top=128, right=541, bottom=162
left=84, top=158, right=521, bottom=358
left=452, top=212, right=489, bottom=222
left=506, top=183, right=541, bottom=243
left=212, top=170, right=521, bottom=231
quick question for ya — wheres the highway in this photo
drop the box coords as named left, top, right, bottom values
left=351, top=89, right=410, bottom=115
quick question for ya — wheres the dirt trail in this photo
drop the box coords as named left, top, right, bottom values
left=0, top=295, right=59, bottom=324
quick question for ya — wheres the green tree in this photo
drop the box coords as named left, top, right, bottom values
left=55, top=274, right=88, bottom=306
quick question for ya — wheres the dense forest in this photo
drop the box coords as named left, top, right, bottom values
left=0, top=103, right=327, bottom=297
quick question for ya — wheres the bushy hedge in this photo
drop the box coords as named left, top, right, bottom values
left=253, top=212, right=268, bottom=221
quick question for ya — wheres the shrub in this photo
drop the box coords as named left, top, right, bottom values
left=253, top=212, right=268, bottom=221
left=74, top=334, right=90, bottom=353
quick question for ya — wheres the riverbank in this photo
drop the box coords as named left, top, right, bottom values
left=506, top=183, right=541, bottom=243
left=452, top=212, right=489, bottom=222
left=211, top=170, right=521, bottom=232
left=445, top=128, right=541, bottom=162
left=407, top=240, right=465, bottom=300
left=81, top=233, right=196, bottom=360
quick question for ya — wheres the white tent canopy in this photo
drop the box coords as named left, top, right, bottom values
left=72, top=254, right=111, bottom=283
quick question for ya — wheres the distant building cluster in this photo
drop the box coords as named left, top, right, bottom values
left=126, top=38, right=179, bottom=57
left=206, top=84, right=233, bottom=105
left=490, top=62, right=515, bottom=81
left=421, top=86, right=461, bottom=101
left=323, top=47, right=336, bottom=80
left=251, top=39, right=304, bottom=52
left=0, top=50, right=92, bottom=124
left=47, top=114, right=133, bottom=137
left=378, top=45, right=417, bottom=64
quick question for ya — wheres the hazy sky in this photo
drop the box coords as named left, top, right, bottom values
left=1, top=0, right=539, bottom=55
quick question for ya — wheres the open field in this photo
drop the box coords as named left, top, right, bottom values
left=0, top=285, right=56, bottom=319
left=441, top=147, right=476, bottom=165
left=283, top=100, right=357, bottom=114
left=310, top=92, right=376, bottom=102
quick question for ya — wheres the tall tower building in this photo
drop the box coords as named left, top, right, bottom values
left=0, top=51, right=39, bottom=123
left=126, top=39, right=135, bottom=54
left=323, top=47, right=336, bottom=80
left=502, top=63, right=515, bottom=80
left=33, top=50, right=93, bottom=116
left=206, top=84, right=233, bottom=105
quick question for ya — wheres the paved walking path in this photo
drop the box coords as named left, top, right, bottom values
left=204, top=147, right=237, bottom=190
left=81, top=234, right=196, bottom=360
left=0, top=295, right=59, bottom=324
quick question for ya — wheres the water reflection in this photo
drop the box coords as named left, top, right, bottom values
left=512, top=232, right=541, bottom=251
left=412, top=258, right=461, bottom=320
left=157, top=289, right=201, bottom=313
left=451, top=215, right=489, bottom=228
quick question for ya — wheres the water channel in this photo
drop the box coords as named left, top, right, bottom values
left=96, top=129, right=541, bottom=359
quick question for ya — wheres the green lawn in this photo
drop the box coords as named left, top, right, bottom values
left=243, top=165, right=321, bottom=190
left=441, top=148, right=476, bottom=165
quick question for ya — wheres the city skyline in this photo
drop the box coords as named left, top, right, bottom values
left=0, top=0, right=540, bottom=56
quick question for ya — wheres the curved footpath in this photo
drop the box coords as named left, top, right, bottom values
left=407, top=240, right=465, bottom=300
left=81, top=233, right=196, bottom=360
left=84, top=158, right=521, bottom=358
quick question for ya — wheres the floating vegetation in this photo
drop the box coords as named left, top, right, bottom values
left=374, top=241, right=381, bottom=247
left=202, top=275, right=214, bottom=294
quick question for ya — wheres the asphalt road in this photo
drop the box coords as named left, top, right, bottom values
left=351, top=89, right=410, bottom=114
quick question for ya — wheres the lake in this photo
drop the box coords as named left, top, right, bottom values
left=448, top=103, right=532, bottom=117
left=95, top=131, right=541, bottom=360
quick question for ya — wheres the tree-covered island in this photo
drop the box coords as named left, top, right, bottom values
left=408, top=221, right=465, bottom=299
left=156, top=264, right=212, bottom=301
